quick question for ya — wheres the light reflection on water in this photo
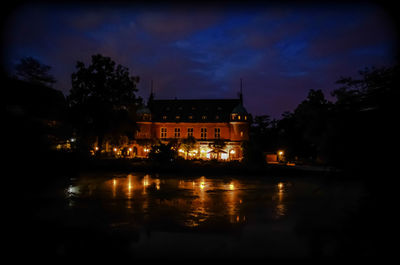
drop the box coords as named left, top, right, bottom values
left=65, top=174, right=283, bottom=227
left=60, top=174, right=367, bottom=259
left=275, top=182, right=286, bottom=219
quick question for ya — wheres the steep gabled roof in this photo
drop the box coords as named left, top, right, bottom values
left=150, top=99, right=241, bottom=122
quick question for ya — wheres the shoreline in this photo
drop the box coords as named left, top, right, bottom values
left=75, top=157, right=344, bottom=179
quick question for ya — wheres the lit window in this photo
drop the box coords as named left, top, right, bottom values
left=188, top=115, right=193, bottom=119
left=202, top=115, right=207, bottom=120
left=215, top=128, right=220, bottom=139
left=161, top=128, right=167, bottom=139
left=238, top=115, right=241, bottom=120
left=240, top=131, right=244, bottom=137
left=201, top=128, right=207, bottom=140
left=174, top=128, right=181, bottom=138
left=245, top=116, right=247, bottom=120
left=188, top=128, right=193, bottom=137
left=176, top=115, right=180, bottom=119
left=163, top=115, right=167, bottom=120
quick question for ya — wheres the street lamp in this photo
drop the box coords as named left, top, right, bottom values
left=278, top=150, right=284, bottom=162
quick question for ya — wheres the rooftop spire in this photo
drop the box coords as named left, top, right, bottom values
left=148, top=79, right=154, bottom=107
left=239, top=78, right=243, bottom=105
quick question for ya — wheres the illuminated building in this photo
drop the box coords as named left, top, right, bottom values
left=133, top=89, right=250, bottom=160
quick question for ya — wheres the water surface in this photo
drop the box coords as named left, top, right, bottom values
left=30, top=173, right=369, bottom=262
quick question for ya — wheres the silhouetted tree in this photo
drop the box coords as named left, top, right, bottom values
left=14, top=56, right=56, bottom=86
left=209, top=139, right=227, bottom=159
left=148, top=141, right=177, bottom=164
left=293, top=89, right=331, bottom=162
left=250, top=114, right=280, bottom=153
left=241, top=140, right=265, bottom=167
left=253, top=115, right=271, bottom=134
left=68, top=54, right=140, bottom=153
left=325, top=65, right=399, bottom=170
left=181, top=136, right=197, bottom=159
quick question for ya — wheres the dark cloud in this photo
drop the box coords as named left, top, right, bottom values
left=2, top=3, right=397, bottom=118
left=136, top=9, right=223, bottom=41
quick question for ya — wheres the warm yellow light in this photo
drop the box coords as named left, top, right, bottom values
left=230, top=150, right=235, bottom=154
left=200, top=181, right=205, bottom=190
left=155, top=179, right=160, bottom=190
left=95, top=146, right=99, bottom=151
left=113, top=148, right=117, bottom=152
left=229, top=183, right=234, bottom=190
left=278, top=151, right=284, bottom=156
left=278, top=182, right=284, bottom=190
left=179, top=149, right=184, bottom=153
left=143, top=175, right=149, bottom=187
left=129, top=148, right=132, bottom=152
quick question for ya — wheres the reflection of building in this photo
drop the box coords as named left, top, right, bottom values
left=133, top=90, right=250, bottom=160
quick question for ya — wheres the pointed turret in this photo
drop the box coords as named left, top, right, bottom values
left=148, top=79, right=155, bottom=109
left=239, top=78, right=243, bottom=105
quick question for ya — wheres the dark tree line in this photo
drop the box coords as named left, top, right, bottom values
left=5, top=54, right=398, bottom=174
left=4, top=54, right=143, bottom=179
left=250, top=64, right=399, bottom=172
left=68, top=54, right=142, bottom=155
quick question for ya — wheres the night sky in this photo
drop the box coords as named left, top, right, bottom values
left=2, top=2, right=398, bottom=118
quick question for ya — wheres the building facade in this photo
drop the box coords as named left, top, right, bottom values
left=133, top=92, right=250, bottom=160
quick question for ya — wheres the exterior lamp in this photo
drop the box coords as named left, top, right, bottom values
left=113, top=148, right=117, bottom=152
left=277, top=150, right=284, bottom=163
